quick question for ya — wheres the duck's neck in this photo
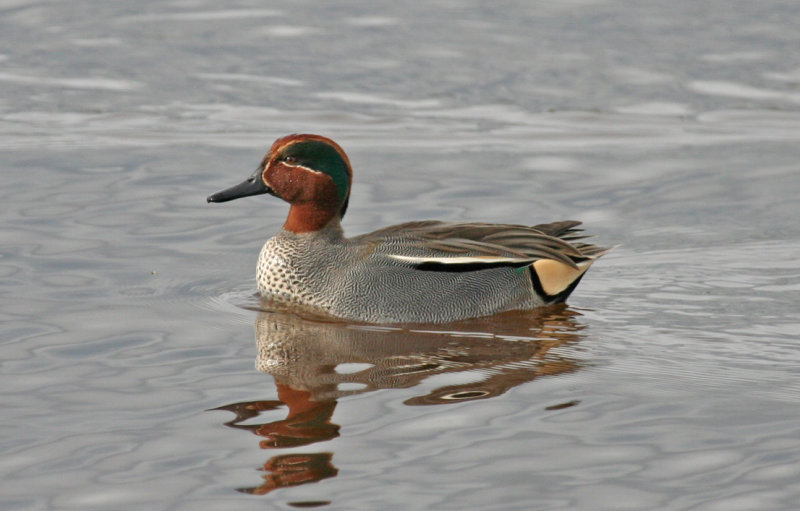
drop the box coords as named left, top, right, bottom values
left=283, top=203, right=341, bottom=234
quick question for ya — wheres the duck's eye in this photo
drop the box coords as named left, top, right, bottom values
left=284, top=156, right=297, bottom=164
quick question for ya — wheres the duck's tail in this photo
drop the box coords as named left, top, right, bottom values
left=529, top=244, right=613, bottom=304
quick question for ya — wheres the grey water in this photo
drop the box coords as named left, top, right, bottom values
left=2, top=0, right=800, bottom=509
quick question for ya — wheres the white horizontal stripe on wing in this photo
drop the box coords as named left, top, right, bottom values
left=388, top=254, right=532, bottom=265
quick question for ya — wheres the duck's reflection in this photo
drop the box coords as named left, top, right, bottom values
left=214, top=304, right=586, bottom=496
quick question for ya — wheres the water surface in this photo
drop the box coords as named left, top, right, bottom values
left=2, top=1, right=800, bottom=509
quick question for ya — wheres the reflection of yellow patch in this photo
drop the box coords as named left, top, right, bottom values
left=532, top=259, right=592, bottom=296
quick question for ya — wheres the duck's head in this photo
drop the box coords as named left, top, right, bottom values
left=207, top=134, right=352, bottom=233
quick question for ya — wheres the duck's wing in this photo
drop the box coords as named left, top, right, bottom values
left=355, top=220, right=609, bottom=270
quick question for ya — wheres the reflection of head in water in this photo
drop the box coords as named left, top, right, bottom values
left=212, top=305, right=587, bottom=497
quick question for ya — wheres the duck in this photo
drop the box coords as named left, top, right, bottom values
left=207, top=134, right=609, bottom=324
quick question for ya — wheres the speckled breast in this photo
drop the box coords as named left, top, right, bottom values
left=256, top=235, right=336, bottom=309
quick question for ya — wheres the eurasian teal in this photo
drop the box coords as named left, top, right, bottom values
left=208, top=134, right=609, bottom=323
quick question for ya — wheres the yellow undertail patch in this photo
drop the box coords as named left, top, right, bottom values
left=532, top=259, right=593, bottom=296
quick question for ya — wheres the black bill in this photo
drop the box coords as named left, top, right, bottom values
left=207, top=168, right=271, bottom=203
